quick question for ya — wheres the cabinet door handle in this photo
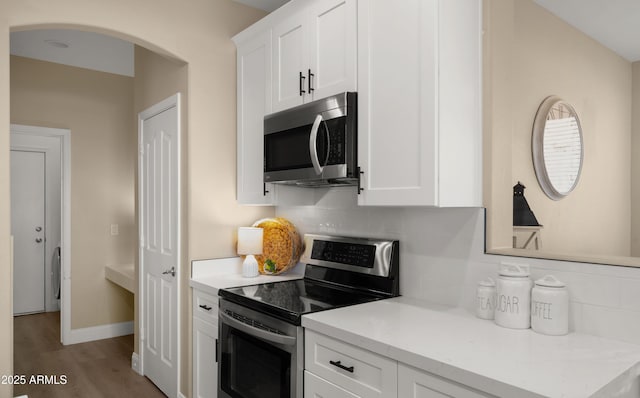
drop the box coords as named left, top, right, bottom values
left=299, top=71, right=306, bottom=96
left=263, top=183, right=269, bottom=197
left=215, top=338, right=219, bottom=363
left=357, top=167, right=364, bottom=194
left=199, top=304, right=212, bottom=311
left=329, top=360, right=354, bottom=373
left=308, top=69, right=314, bottom=93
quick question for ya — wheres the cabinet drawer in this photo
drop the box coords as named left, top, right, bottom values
left=193, top=289, right=219, bottom=322
left=305, top=330, right=397, bottom=398
left=305, top=371, right=360, bottom=398
left=398, top=363, right=492, bottom=398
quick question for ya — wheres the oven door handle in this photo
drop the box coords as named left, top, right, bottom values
left=219, top=310, right=297, bottom=346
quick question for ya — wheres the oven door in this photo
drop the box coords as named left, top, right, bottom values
left=218, top=299, right=303, bottom=398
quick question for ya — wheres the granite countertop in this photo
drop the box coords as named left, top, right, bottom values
left=302, top=296, right=640, bottom=398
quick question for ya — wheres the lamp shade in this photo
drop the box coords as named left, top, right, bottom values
left=237, top=227, right=263, bottom=255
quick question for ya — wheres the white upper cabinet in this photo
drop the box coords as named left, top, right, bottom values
left=272, top=13, right=307, bottom=112
left=357, top=0, right=482, bottom=207
left=307, top=0, right=357, bottom=101
left=272, top=0, right=357, bottom=113
left=234, top=0, right=481, bottom=207
left=235, top=30, right=274, bottom=205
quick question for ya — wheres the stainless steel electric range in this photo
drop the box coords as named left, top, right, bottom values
left=217, top=234, right=400, bottom=398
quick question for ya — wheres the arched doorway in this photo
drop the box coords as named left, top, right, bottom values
left=9, top=24, right=188, bottom=398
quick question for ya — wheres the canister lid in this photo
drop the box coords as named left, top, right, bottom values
left=535, top=274, right=566, bottom=288
left=499, top=263, right=530, bottom=277
left=477, top=277, right=495, bottom=287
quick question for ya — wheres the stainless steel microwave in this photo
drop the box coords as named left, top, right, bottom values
left=264, top=92, right=357, bottom=187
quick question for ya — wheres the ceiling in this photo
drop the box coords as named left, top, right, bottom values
left=9, top=2, right=291, bottom=75
left=10, top=29, right=134, bottom=77
left=534, top=0, right=640, bottom=62
left=10, top=1, right=640, bottom=78
left=233, top=0, right=288, bottom=12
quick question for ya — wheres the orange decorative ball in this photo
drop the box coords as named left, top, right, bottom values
left=252, top=217, right=303, bottom=275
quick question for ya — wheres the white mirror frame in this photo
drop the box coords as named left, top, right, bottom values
left=532, top=95, right=584, bottom=200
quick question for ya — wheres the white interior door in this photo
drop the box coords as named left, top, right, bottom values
left=11, top=150, right=46, bottom=315
left=139, top=94, right=180, bottom=398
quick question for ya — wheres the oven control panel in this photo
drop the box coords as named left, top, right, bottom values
left=310, top=240, right=376, bottom=268
left=301, top=234, right=398, bottom=280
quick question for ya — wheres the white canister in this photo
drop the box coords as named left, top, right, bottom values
left=531, top=275, right=569, bottom=336
left=494, top=263, right=532, bottom=329
left=476, top=277, right=496, bottom=320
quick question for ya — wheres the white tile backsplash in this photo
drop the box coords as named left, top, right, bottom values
left=276, top=189, right=640, bottom=345
left=580, top=305, right=640, bottom=345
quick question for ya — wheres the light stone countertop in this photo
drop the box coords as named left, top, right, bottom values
left=302, top=296, right=640, bottom=398
left=189, top=257, right=304, bottom=296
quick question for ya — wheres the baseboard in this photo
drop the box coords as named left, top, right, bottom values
left=66, top=320, right=134, bottom=345
left=131, top=352, right=142, bottom=375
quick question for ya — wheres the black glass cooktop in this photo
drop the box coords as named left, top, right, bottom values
left=218, top=278, right=386, bottom=325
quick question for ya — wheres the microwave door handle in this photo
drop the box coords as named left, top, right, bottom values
left=309, top=114, right=324, bottom=175
left=219, top=310, right=296, bottom=346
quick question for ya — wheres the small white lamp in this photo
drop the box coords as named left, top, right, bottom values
left=238, top=227, right=263, bottom=278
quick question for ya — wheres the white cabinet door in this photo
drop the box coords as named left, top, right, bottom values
left=398, top=364, right=490, bottom=398
left=307, top=0, right=357, bottom=101
left=236, top=30, right=274, bottom=205
left=357, top=0, right=481, bottom=207
left=272, top=0, right=357, bottom=112
left=357, top=0, right=438, bottom=206
left=305, top=371, right=361, bottom=398
left=193, top=317, right=218, bottom=398
left=272, top=12, right=308, bottom=112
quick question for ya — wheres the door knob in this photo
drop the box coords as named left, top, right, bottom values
left=35, top=226, right=42, bottom=232
left=162, top=266, right=176, bottom=277
left=35, top=238, right=43, bottom=243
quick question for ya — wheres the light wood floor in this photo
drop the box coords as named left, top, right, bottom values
left=14, top=312, right=167, bottom=398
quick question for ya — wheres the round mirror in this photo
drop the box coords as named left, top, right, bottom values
left=532, top=96, right=584, bottom=200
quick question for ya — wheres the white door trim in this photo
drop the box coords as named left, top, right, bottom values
left=137, top=93, right=181, bottom=396
left=10, top=124, right=71, bottom=345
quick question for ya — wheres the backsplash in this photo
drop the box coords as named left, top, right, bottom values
left=276, top=187, right=640, bottom=345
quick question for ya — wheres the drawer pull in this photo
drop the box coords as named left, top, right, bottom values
left=329, top=360, right=354, bottom=373
left=199, top=304, right=212, bottom=311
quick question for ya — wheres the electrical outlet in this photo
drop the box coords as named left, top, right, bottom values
left=110, top=224, right=119, bottom=236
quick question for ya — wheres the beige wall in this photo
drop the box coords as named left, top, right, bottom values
left=485, top=0, right=632, bottom=257
left=632, top=62, right=640, bottom=256
left=483, top=0, right=515, bottom=251
left=10, top=55, right=136, bottom=328
left=1, top=1, right=272, bottom=397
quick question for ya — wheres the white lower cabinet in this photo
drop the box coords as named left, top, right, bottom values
left=305, top=330, right=491, bottom=398
left=398, top=364, right=491, bottom=398
left=305, top=370, right=360, bottom=398
left=193, top=289, right=219, bottom=398
left=305, top=330, right=397, bottom=398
